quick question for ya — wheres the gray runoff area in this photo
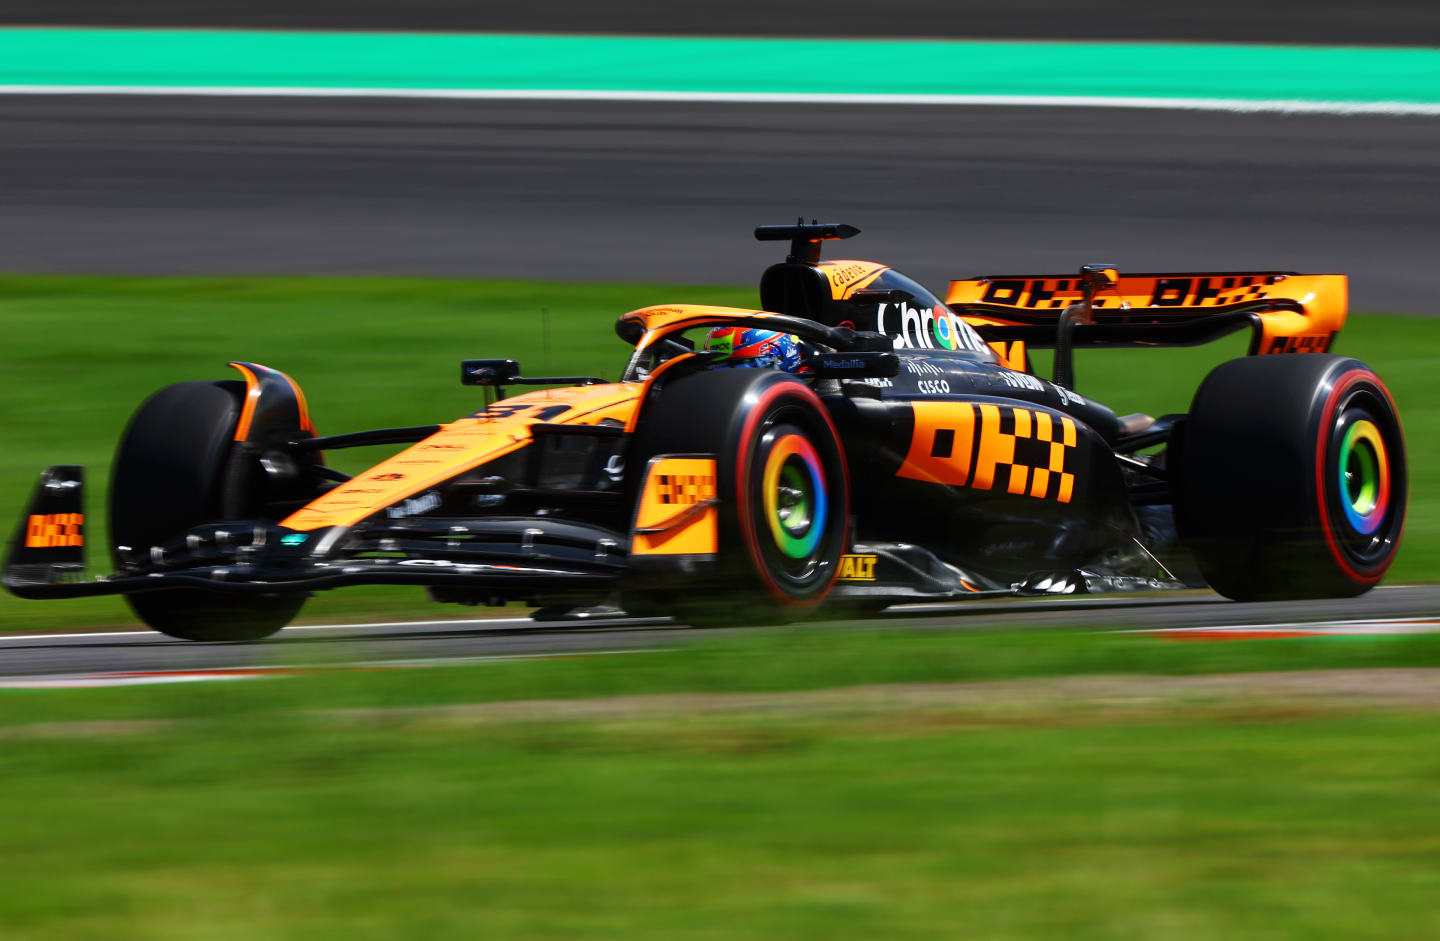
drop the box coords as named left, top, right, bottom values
left=1, top=96, right=1438, bottom=312
left=2, top=0, right=1439, bottom=45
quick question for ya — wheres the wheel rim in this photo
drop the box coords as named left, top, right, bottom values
left=775, top=464, right=814, bottom=543
left=1326, top=392, right=1404, bottom=570
left=761, top=432, right=828, bottom=562
left=1338, top=418, right=1389, bottom=534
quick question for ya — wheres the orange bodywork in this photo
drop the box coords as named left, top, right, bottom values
left=816, top=260, right=888, bottom=298
left=946, top=272, right=1348, bottom=357
left=230, top=362, right=263, bottom=441
left=987, top=341, right=1028, bottom=371
left=630, top=457, right=719, bottom=555
left=229, top=361, right=315, bottom=441
left=621, top=304, right=779, bottom=352
left=280, top=384, right=640, bottom=532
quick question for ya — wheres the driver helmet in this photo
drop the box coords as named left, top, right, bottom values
left=704, top=327, right=807, bottom=373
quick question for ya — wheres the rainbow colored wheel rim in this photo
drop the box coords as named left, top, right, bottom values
left=1338, top=418, right=1390, bottom=535
left=762, top=433, right=828, bottom=560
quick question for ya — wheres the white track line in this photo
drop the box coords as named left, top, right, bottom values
left=1127, top=616, right=1440, bottom=635
left=1, top=85, right=1438, bottom=116
left=4, top=602, right=1434, bottom=644
left=2, top=673, right=264, bottom=689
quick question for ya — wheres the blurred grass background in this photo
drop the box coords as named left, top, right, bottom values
left=5, top=626, right=1440, bottom=938
left=2, top=275, right=1434, bottom=630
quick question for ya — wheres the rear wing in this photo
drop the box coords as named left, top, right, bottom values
left=946, top=271, right=1347, bottom=358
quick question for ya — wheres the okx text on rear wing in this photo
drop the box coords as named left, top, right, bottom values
left=947, top=270, right=1347, bottom=359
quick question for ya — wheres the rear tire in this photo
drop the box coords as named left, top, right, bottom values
left=626, top=369, right=849, bottom=626
left=111, top=381, right=304, bottom=641
left=1174, top=355, right=1406, bottom=601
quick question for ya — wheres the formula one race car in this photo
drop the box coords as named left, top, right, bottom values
left=5, top=223, right=1407, bottom=639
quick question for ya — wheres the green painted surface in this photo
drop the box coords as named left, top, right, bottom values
left=1, top=28, right=1438, bottom=101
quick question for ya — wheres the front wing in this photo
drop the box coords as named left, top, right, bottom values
left=3, top=464, right=705, bottom=602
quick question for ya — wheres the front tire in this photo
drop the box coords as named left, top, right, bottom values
left=1174, top=355, right=1406, bottom=601
left=627, top=369, right=849, bottom=625
left=110, top=381, right=304, bottom=641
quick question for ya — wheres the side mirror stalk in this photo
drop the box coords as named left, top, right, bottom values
left=1053, top=264, right=1118, bottom=391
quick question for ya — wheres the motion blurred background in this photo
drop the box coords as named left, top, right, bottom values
left=1, top=0, right=1439, bottom=307
left=2, top=4, right=1440, bottom=937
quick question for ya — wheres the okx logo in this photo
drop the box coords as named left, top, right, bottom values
left=656, top=474, right=716, bottom=505
left=25, top=513, right=84, bottom=548
left=899, top=402, right=1079, bottom=503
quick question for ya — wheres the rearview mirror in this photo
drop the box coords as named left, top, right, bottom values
left=1079, top=264, right=1119, bottom=292
left=461, top=359, right=520, bottom=386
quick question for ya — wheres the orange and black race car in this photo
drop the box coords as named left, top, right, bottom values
left=5, top=223, right=1407, bottom=639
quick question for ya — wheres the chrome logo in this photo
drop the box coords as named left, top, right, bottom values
left=931, top=309, right=960, bottom=351
left=762, top=433, right=829, bottom=559
left=879, top=302, right=963, bottom=352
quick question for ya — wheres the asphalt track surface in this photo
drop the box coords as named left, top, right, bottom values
left=5, top=0, right=1438, bottom=46
left=4, top=586, right=1440, bottom=680
left=3, top=96, right=1439, bottom=312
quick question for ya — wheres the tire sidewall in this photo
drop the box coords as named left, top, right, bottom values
left=110, top=380, right=246, bottom=568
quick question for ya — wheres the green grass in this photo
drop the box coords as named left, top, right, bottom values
left=5, top=625, right=1440, bottom=937
left=1, top=275, right=1434, bottom=630
left=4, top=695, right=1440, bottom=938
